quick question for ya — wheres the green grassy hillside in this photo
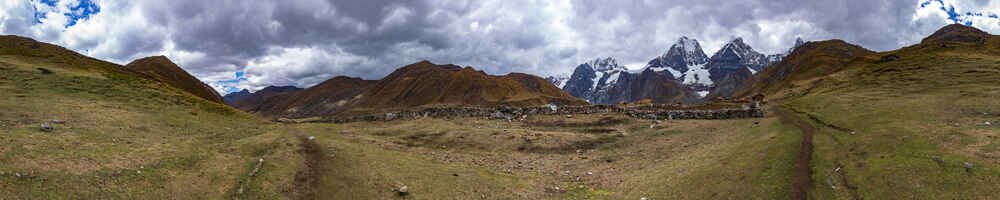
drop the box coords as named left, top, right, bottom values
left=772, top=25, right=1000, bottom=199
left=0, top=36, right=306, bottom=199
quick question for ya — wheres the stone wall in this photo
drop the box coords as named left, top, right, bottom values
left=296, top=103, right=764, bottom=124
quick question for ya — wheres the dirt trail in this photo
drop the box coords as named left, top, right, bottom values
left=775, top=107, right=815, bottom=200
left=291, top=134, right=324, bottom=200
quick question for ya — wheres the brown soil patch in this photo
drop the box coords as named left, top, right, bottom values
left=291, top=135, right=324, bottom=200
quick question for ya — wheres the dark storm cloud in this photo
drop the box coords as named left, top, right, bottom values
left=3, top=0, right=996, bottom=93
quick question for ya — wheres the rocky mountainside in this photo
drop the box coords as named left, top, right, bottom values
left=124, top=56, right=224, bottom=104
left=702, top=38, right=804, bottom=99
left=553, top=36, right=802, bottom=104
left=732, top=39, right=874, bottom=99
left=545, top=74, right=570, bottom=90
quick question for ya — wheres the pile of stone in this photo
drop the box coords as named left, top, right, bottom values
left=304, top=102, right=765, bottom=124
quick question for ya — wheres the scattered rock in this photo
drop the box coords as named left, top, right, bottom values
left=878, top=54, right=900, bottom=63
left=397, top=185, right=409, bottom=196
left=385, top=112, right=397, bottom=121
left=51, top=120, right=65, bottom=124
left=850, top=131, right=856, bottom=135
left=932, top=156, right=945, bottom=165
left=546, top=104, right=558, bottom=112
left=36, top=67, right=53, bottom=74
left=40, top=123, right=54, bottom=132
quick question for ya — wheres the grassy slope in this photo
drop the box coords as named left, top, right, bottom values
left=0, top=52, right=301, bottom=199
left=781, top=39, right=1000, bottom=199
left=293, top=112, right=802, bottom=199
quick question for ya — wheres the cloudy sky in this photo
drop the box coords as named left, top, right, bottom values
left=2, top=0, right=999, bottom=94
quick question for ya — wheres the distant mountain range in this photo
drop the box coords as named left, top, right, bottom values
left=223, top=86, right=303, bottom=111
left=550, top=37, right=804, bottom=104
left=224, top=61, right=587, bottom=118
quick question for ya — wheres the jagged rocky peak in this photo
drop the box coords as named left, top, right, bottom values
left=669, top=36, right=709, bottom=65
left=716, top=37, right=759, bottom=59
left=585, top=57, right=625, bottom=72
left=643, top=36, right=709, bottom=76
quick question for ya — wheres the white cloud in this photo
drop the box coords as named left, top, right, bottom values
left=2, top=0, right=998, bottom=95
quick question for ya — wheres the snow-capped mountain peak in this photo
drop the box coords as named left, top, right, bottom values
left=718, top=37, right=757, bottom=59
left=641, top=36, right=709, bottom=77
left=677, top=36, right=702, bottom=55
left=586, top=57, right=625, bottom=72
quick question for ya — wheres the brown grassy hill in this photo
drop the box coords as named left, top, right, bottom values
left=921, top=23, right=991, bottom=44
left=733, top=40, right=875, bottom=99
left=124, top=56, right=224, bottom=104
left=0, top=35, right=133, bottom=75
left=254, top=76, right=375, bottom=118
left=358, top=61, right=587, bottom=108
left=253, top=61, right=587, bottom=119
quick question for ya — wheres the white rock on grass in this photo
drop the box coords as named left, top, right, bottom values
left=397, top=185, right=409, bottom=195
left=40, top=123, right=54, bottom=132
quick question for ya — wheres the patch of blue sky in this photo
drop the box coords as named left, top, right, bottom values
left=215, top=72, right=249, bottom=94
left=65, top=0, right=100, bottom=27
left=31, top=0, right=101, bottom=27
left=919, top=0, right=997, bottom=26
